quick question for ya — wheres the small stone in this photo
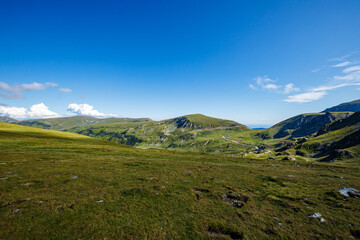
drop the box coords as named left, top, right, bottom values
left=309, top=213, right=321, bottom=218
left=278, top=223, right=282, bottom=226
left=184, top=180, right=189, bottom=183
left=97, top=200, right=104, bottom=203
left=12, top=209, right=20, bottom=213
left=72, top=175, right=78, bottom=179
left=0, top=177, right=8, bottom=180
left=273, top=217, right=280, bottom=221
left=287, top=175, right=294, bottom=178
left=339, top=188, right=360, bottom=198
left=0, top=163, right=6, bottom=165
left=320, top=218, right=326, bottom=223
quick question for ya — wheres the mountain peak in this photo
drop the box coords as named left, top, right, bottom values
left=322, top=99, right=360, bottom=113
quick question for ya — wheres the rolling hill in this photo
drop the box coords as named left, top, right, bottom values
left=1, top=122, right=360, bottom=239
left=68, top=114, right=252, bottom=154
left=17, top=116, right=151, bottom=130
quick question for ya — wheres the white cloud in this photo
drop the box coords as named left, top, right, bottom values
left=286, top=56, right=360, bottom=103
left=250, top=75, right=299, bottom=95
left=311, top=68, right=320, bottom=73
left=343, top=65, right=360, bottom=73
left=0, top=103, right=59, bottom=119
left=250, top=76, right=281, bottom=91
left=59, top=88, right=72, bottom=93
left=332, top=61, right=351, bottom=67
left=67, top=103, right=115, bottom=117
left=264, top=83, right=280, bottom=90
left=0, top=82, right=58, bottom=99
left=285, top=91, right=327, bottom=103
left=329, top=54, right=351, bottom=62
left=284, top=83, right=299, bottom=94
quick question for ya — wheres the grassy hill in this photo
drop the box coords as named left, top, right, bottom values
left=18, top=116, right=151, bottom=131
left=1, top=123, right=360, bottom=239
left=68, top=114, right=252, bottom=154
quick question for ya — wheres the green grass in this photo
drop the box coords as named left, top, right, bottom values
left=1, top=123, right=360, bottom=239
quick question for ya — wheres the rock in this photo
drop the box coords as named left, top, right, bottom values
left=320, top=218, right=326, bottom=223
left=72, top=175, right=78, bottom=179
left=339, top=188, right=360, bottom=198
left=221, top=194, right=248, bottom=208
left=309, top=213, right=321, bottom=218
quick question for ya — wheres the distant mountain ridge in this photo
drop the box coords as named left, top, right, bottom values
left=17, top=116, right=152, bottom=130
left=268, top=112, right=352, bottom=139
left=322, top=99, right=360, bottom=113
left=0, top=116, right=18, bottom=123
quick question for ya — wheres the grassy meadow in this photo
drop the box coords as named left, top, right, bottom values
left=1, top=123, right=360, bottom=239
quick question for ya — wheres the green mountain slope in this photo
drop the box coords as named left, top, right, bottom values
left=0, top=116, right=18, bottom=123
left=1, top=123, right=360, bottom=239
left=18, top=116, right=151, bottom=130
left=69, top=114, right=252, bottom=154
left=264, top=112, right=352, bottom=139
left=322, top=99, right=360, bottom=113
left=299, top=111, right=360, bottom=162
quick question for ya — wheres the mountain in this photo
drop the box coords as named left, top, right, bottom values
left=69, top=114, right=252, bottom=153
left=18, top=116, right=152, bottom=130
left=322, top=99, right=360, bottom=113
left=263, top=112, right=352, bottom=139
left=299, top=111, right=360, bottom=161
left=0, top=116, right=18, bottom=123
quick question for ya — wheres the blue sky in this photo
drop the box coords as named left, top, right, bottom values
left=0, top=0, right=360, bottom=127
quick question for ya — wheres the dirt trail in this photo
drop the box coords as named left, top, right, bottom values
left=222, top=136, right=257, bottom=148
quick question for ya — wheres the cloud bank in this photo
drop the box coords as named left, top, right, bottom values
left=67, top=103, right=115, bottom=117
left=0, top=82, right=58, bottom=99
left=0, top=103, right=59, bottom=119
